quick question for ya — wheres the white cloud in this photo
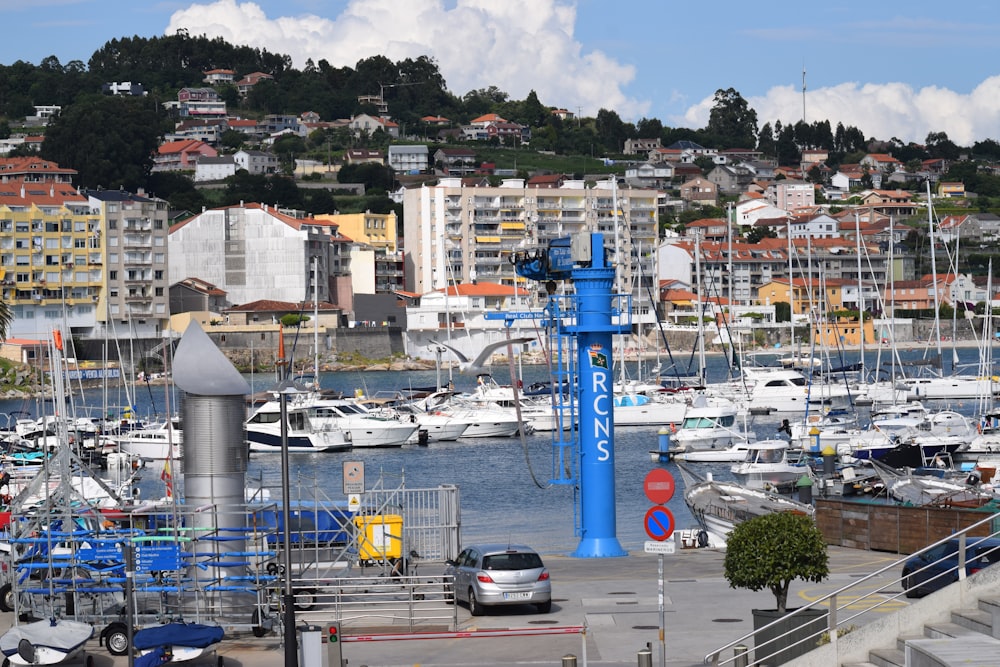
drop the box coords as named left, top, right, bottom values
left=167, top=0, right=648, bottom=118
left=680, top=77, right=1000, bottom=146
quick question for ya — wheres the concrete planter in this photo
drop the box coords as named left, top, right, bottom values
left=752, top=607, right=828, bottom=665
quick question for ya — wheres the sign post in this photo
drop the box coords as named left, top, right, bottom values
left=642, top=468, right=675, bottom=667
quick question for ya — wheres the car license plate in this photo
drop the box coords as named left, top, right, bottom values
left=503, top=592, right=531, bottom=600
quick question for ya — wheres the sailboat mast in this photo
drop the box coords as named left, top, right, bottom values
left=927, top=180, right=944, bottom=368
left=312, top=256, right=320, bottom=388
left=855, top=212, right=865, bottom=376
left=787, top=227, right=795, bottom=348
left=694, top=233, right=706, bottom=384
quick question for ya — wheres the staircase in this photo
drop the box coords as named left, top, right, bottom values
left=706, top=514, right=1000, bottom=667
left=845, top=595, right=1000, bottom=667
left=783, top=561, right=1000, bottom=667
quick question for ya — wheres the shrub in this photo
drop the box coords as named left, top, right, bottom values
left=723, top=512, right=829, bottom=613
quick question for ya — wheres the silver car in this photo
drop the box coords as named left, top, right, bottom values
left=444, top=544, right=552, bottom=615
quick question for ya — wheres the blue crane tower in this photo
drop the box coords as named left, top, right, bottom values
left=509, top=232, right=631, bottom=558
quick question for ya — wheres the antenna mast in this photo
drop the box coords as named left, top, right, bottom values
left=802, top=66, right=807, bottom=124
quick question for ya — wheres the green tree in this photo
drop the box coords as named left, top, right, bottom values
left=148, top=171, right=205, bottom=212
left=518, top=90, right=549, bottom=127
left=338, top=162, right=394, bottom=190
left=636, top=117, right=664, bottom=139
left=280, top=313, right=310, bottom=327
left=40, top=94, right=162, bottom=190
left=724, top=512, right=829, bottom=613
left=220, top=129, right=246, bottom=151
left=756, top=122, right=775, bottom=157
left=925, top=131, right=961, bottom=161
left=305, top=188, right=337, bottom=214
left=706, top=87, right=758, bottom=149
left=595, top=108, right=631, bottom=153
left=746, top=225, right=778, bottom=244
left=775, top=121, right=798, bottom=166
left=774, top=302, right=791, bottom=323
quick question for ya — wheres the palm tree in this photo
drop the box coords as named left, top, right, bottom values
left=0, top=300, right=11, bottom=341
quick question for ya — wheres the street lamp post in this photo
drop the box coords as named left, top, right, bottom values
left=277, top=378, right=305, bottom=667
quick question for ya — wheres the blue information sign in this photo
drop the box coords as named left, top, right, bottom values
left=547, top=237, right=574, bottom=275
left=644, top=506, right=675, bottom=542
left=483, top=311, right=546, bottom=320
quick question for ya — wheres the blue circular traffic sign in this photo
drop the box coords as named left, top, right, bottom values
left=644, top=505, right=675, bottom=541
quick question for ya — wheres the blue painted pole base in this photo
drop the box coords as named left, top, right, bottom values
left=571, top=536, right=628, bottom=558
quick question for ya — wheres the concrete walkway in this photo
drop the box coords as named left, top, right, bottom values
left=0, top=545, right=903, bottom=667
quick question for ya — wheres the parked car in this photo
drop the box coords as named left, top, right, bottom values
left=902, top=537, right=1000, bottom=598
left=444, top=544, right=551, bottom=615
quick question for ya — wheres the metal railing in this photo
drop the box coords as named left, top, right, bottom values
left=291, top=574, right=457, bottom=631
left=704, top=511, right=1000, bottom=666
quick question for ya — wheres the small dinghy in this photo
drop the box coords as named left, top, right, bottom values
left=0, top=618, right=94, bottom=666
left=133, top=623, right=225, bottom=667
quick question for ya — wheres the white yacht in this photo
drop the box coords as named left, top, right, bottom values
left=730, top=440, right=811, bottom=490
left=708, top=367, right=853, bottom=414
left=104, top=421, right=182, bottom=460
left=670, top=396, right=753, bottom=453
left=305, top=397, right=420, bottom=447
left=418, top=391, right=524, bottom=438
left=245, top=403, right=351, bottom=453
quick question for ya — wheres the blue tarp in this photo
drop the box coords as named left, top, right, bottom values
left=133, top=623, right=224, bottom=650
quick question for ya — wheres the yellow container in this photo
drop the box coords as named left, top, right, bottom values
left=354, top=514, right=403, bottom=561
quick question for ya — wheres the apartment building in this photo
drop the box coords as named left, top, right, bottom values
left=402, top=177, right=659, bottom=305
left=167, top=202, right=349, bottom=309
left=85, top=188, right=171, bottom=339
left=0, top=158, right=169, bottom=340
left=314, top=211, right=403, bottom=294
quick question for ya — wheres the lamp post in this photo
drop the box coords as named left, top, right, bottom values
left=276, top=378, right=306, bottom=667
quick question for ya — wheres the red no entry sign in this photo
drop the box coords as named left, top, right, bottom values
left=644, top=505, right=675, bottom=541
left=643, top=468, right=675, bottom=504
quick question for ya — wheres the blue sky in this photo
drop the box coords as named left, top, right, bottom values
left=4, top=0, right=1000, bottom=144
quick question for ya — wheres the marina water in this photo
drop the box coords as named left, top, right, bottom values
left=0, top=344, right=989, bottom=557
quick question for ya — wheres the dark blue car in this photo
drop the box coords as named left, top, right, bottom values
left=902, top=537, right=1000, bottom=598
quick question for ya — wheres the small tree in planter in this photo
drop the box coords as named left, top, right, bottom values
left=724, top=511, right=830, bottom=664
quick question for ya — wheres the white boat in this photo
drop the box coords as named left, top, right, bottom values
left=377, top=402, right=470, bottom=442
left=612, top=391, right=688, bottom=427
left=901, top=375, right=1000, bottom=400
left=418, top=392, right=524, bottom=438
left=0, top=618, right=93, bottom=666
left=104, top=422, right=182, bottom=460
left=473, top=373, right=687, bottom=428
left=789, top=412, right=860, bottom=454
left=670, top=396, right=752, bottom=452
left=305, top=397, right=420, bottom=447
left=672, top=442, right=753, bottom=463
left=730, top=440, right=811, bottom=490
left=707, top=367, right=853, bottom=415
left=245, top=405, right=351, bottom=452
left=870, top=460, right=996, bottom=507
left=677, top=464, right=815, bottom=549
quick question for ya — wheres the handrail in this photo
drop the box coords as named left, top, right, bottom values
left=704, top=510, right=1000, bottom=666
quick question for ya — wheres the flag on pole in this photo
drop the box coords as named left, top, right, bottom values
left=161, top=458, right=173, bottom=500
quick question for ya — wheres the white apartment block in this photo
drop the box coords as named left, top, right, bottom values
left=167, top=203, right=343, bottom=307
left=402, top=178, right=660, bottom=305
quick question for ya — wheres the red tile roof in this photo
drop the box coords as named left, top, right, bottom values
left=440, top=282, right=529, bottom=297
